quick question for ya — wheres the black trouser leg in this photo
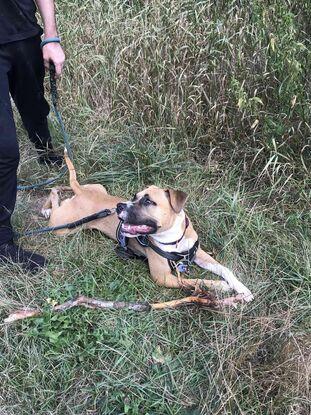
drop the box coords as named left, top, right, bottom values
left=7, top=35, right=52, bottom=151
left=0, top=48, right=19, bottom=244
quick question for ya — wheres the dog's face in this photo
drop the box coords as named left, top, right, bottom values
left=116, top=186, right=187, bottom=237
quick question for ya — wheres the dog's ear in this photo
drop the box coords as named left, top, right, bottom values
left=166, top=189, right=188, bottom=213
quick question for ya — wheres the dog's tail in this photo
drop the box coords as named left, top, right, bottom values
left=64, top=149, right=82, bottom=195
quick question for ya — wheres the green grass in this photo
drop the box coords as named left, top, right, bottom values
left=0, top=1, right=310, bottom=414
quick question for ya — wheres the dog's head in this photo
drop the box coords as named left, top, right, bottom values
left=116, top=186, right=188, bottom=237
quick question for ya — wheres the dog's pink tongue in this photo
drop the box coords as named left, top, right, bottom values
left=122, top=224, right=152, bottom=235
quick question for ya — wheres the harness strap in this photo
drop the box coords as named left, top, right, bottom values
left=157, top=217, right=190, bottom=246
left=116, top=220, right=128, bottom=248
left=136, top=235, right=198, bottom=262
left=116, top=220, right=199, bottom=272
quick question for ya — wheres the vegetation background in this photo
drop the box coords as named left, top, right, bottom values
left=0, top=0, right=310, bottom=414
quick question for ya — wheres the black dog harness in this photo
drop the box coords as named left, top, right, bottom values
left=116, top=219, right=199, bottom=273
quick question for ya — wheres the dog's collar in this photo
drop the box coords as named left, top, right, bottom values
left=153, top=217, right=190, bottom=246
left=116, top=220, right=199, bottom=273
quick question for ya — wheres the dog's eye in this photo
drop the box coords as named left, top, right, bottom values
left=143, top=198, right=156, bottom=206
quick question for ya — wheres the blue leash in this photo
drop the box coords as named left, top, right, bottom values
left=15, top=68, right=117, bottom=239
left=17, top=64, right=72, bottom=191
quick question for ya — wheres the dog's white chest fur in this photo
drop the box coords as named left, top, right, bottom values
left=151, top=212, right=195, bottom=252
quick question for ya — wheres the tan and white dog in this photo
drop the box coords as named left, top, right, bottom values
left=41, top=153, right=254, bottom=302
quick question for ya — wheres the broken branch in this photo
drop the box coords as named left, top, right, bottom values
left=4, top=293, right=245, bottom=323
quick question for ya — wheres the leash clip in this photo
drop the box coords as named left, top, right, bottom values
left=174, top=261, right=190, bottom=274
left=177, top=262, right=189, bottom=273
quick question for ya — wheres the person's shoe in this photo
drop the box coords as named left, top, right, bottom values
left=0, top=241, right=47, bottom=273
left=38, top=150, right=63, bottom=167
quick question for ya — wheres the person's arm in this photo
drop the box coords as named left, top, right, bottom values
left=35, top=0, right=65, bottom=77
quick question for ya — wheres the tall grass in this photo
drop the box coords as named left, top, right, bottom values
left=60, top=0, right=310, bottom=175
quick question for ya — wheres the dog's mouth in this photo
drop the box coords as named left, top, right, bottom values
left=121, top=223, right=155, bottom=236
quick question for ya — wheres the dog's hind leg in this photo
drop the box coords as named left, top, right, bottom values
left=194, top=248, right=254, bottom=302
left=41, top=188, right=60, bottom=219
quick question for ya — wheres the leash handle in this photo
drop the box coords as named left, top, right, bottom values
left=49, top=62, right=58, bottom=109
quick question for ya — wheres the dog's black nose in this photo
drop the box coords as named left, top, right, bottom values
left=116, top=203, right=127, bottom=215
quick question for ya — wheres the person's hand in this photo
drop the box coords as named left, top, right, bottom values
left=42, top=42, right=65, bottom=77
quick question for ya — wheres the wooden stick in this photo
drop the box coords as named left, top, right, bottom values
left=4, top=293, right=245, bottom=323
left=151, top=294, right=244, bottom=310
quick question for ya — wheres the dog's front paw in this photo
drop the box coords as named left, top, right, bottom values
left=222, top=273, right=254, bottom=302
left=234, top=285, right=254, bottom=302
left=241, top=291, right=254, bottom=302
left=41, top=208, right=52, bottom=219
